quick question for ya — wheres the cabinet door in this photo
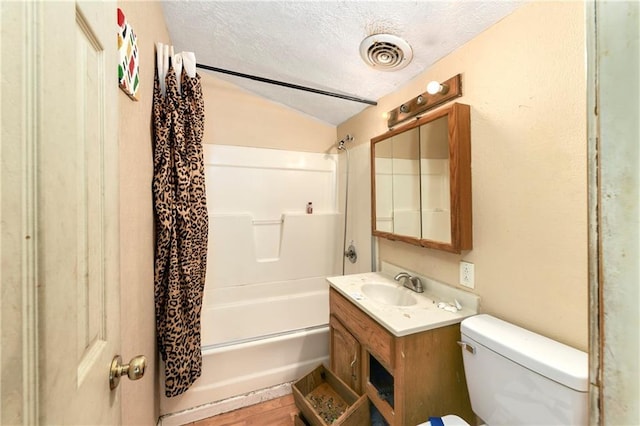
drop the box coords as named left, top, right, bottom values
left=330, top=315, right=361, bottom=394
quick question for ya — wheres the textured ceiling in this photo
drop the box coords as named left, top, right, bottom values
left=162, top=1, right=524, bottom=126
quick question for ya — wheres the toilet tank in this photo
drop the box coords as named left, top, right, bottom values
left=459, top=314, right=588, bottom=426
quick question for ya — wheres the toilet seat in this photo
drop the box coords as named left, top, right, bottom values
left=418, top=414, right=470, bottom=426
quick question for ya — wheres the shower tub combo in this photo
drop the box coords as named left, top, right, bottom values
left=160, top=144, right=344, bottom=421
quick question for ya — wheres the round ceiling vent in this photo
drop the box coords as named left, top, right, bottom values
left=359, top=33, right=413, bottom=71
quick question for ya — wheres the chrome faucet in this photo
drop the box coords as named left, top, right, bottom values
left=394, top=272, right=424, bottom=293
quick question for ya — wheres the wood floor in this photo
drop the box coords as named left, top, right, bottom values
left=186, top=395, right=300, bottom=426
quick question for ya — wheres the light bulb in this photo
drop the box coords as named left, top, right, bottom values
left=427, top=81, right=448, bottom=95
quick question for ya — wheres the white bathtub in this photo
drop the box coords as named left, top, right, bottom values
left=160, top=325, right=329, bottom=424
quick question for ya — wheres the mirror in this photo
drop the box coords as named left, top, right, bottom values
left=371, top=102, right=472, bottom=253
left=373, top=127, right=421, bottom=239
left=420, top=115, right=450, bottom=242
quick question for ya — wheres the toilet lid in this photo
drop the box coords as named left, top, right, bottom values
left=419, top=414, right=470, bottom=426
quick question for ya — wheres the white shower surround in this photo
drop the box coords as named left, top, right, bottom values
left=160, top=144, right=342, bottom=419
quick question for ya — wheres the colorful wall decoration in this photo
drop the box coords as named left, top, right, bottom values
left=117, top=8, right=139, bottom=100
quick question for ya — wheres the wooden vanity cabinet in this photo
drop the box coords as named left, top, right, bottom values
left=329, top=288, right=474, bottom=426
left=330, top=315, right=362, bottom=394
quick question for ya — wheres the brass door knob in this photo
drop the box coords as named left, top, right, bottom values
left=109, top=354, right=146, bottom=390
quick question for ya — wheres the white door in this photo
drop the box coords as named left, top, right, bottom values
left=1, top=1, right=123, bottom=424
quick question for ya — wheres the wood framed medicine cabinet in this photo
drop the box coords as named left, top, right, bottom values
left=370, top=102, right=472, bottom=253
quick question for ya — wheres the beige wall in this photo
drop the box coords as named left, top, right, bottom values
left=339, top=2, right=588, bottom=351
left=201, top=74, right=336, bottom=152
left=118, top=1, right=168, bottom=424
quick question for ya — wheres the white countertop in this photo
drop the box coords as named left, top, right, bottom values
left=327, top=270, right=479, bottom=337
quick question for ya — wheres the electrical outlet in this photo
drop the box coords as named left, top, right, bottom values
left=460, top=261, right=475, bottom=288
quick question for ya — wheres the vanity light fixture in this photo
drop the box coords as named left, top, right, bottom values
left=386, top=73, right=463, bottom=128
left=426, top=80, right=449, bottom=95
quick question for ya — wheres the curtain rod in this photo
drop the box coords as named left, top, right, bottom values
left=195, top=63, right=378, bottom=106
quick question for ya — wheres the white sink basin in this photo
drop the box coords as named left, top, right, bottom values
left=361, top=283, right=417, bottom=306
left=327, top=270, right=480, bottom=336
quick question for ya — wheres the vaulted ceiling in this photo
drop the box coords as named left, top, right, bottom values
left=162, top=1, right=524, bottom=125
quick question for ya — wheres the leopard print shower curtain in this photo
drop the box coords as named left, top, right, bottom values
left=152, top=64, right=208, bottom=397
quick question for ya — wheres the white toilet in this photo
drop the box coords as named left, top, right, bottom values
left=420, top=314, right=588, bottom=426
